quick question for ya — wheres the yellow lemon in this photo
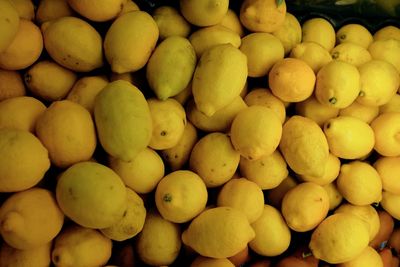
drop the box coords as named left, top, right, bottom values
left=0, top=0, right=19, bottom=53
left=239, top=0, right=286, bottom=33
left=337, top=246, right=383, bottom=267
left=179, top=0, right=229, bottom=27
left=152, top=6, right=191, bottom=40
left=272, top=12, right=302, bottom=55
left=118, top=0, right=140, bottom=16
left=0, top=129, right=50, bottom=192
left=25, top=60, right=77, bottom=101
left=374, top=156, right=400, bottom=194
left=94, top=80, right=152, bottom=162
left=0, top=96, right=46, bottom=133
left=266, top=175, right=297, bottom=208
left=67, top=0, right=125, bottom=22
left=302, top=17, right=336, bottom=51
left=239, top=150, right=288, bottom=190
left=52, top=224, right=112, bottom=267
left=334, top=203, right=380, bottom=242
left=295, top=95, right=339, bottom=127
left=331, top=43, right=372, bottom=66
left=290, top=41, right=333, bottom=73
left=0, top=242, right=51, bottom=267
left=161, top=121, right=198, bottom=171
left=230, top=105, right=282, bottom=160
left=339, top=100, right=379, bottom=123
left=239, top=32, right=284, bottom=77
left=66, top=75, right=109, bottom=115
left=269, top=58, right=316, bottom=102
left=323, top=182, right=343, bottom=211
left=11, top=0, right=35, bottom=20
left=309, top=213, right=370, bottom=264
left=279, top=115, right=329, bottom=177
left=379, top=93, right=400, bottom=114
left=368, top=38, right=400, bottom=73
left=281, top=182, right=330, bottom=232
left=323, top=116, right=375, bottom=159
left=0, top=19, right=42, bottom=70
left=155, top=170, right=208, bottom=223
left=191, top=256, right=235, bottom=267
left=0, top=188, right=64, bottom=249
left=181, top=207, right=255, bottom=259
left=357, top=59, right=400, bottom=107
left=249, top=205, right=291, bottom=256
left=374, top=25, right=400, bottom=41
left=109, top=147, right=165, bottom=194
left=315, top=60, right=360, bottom=108
left=148, top=98, right=186, bottom=150
left=104, top=11, right=159, bottom=73
left=218, top=9, right=245, bottom=37
left=100, top=188, right=146, bottom=241
left=370, top=112, right=400, bottom=157
left=56, top=161, right=127, bottom=229
left=192, top=43, right=247, bottom=116
left=36, top=0, right=74, bottom=24
left=0, top=69, right=26, bottom=101
left=336, top=161, right=382, bottom=205
left=43, top=16, right=103, bottom=72
left=189, top=132, right=240, bottom=187
left=380, top=191, right=400, bottom=220
left=136, top=211, right=181, bottom=266
left=300, top=153, right=340, bottom=186
left=217, top=178, right=264, bottom=223
left=336, top=23, right=373, bottom=49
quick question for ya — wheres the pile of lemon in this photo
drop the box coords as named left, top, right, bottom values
left=1, top=0, right=400, bottom=266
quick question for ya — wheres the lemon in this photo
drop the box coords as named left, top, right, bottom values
left=272, top=12, right=302, bottom=55
left=315, top=60, right=360, bottom=108
left=290, top=41, right=332, bottom=73
left=0, top=129, right=50, bottom=192
left=217, top=178, right=264, bottom=223
left=0, top=188, right=64, bottom=250
left=331, top=43, right=372, bottom=66
left=109, top=147, right=165, bottom=194
left=374, top=156, right=400, bottom=194
left=42, top=16, right=103, bottom=72
left=336, top=23, right=373, bottom=49
left=323, top=182, right=343, bottom=210
left=147, top=98, right=186, bottom=150
left=249, top=204, right=291, bottom=256
left=118, top=0, right=140, bottom=16
left=0, top=0, right=19, bottom=53
left=35, top=100, right=97, bottom=168
left=338, top=245, right=383, bottom=267
left=155, top=170, right=208, bottom=223
left=161, top=122, right=198, bottom=171
left=266, top=175, right=297, bottom=208
left=66, top=75, right=109, bottom=115
left=239, top=32, right=284, bottom=77
left=279, top=115, right=329, bottom=177
left=0, top=96, right=46, bottom=133
left=104, top=11, right=159, bottom=73
left=152, top=6, right=191, bottom=40
left=36, top=0, right=74, bottom=24
left=0, top=242, right=51, bottom=267
left=136, top=211, right=181, bottom=266
left=339, top=101, right=379, bottom=123
left=56, top=161, right=127, bottom=229
left=281, top=182, right=330, bottom=232
left=380, top=93, right=400, bottom=114
left=189, top=132, right=240, bottom=187
left=309, top=213, right=370, bottom=264
left=239, top=150, right=288, bottom=190
left=336, top=161, right=382, bottom=205
left=239, top=0, right=286, bottom=33
left=295, top=95, right=339, bottom=127
left=11, top=0, right=34, bottom=20
left=301, top=17, right=336, bottom=51
left=368, top=38, right=400, bottom=73
left=374, top=25, right=400, bottom=41
left=147, top=36, right=197, bottom=100
left=0, top=69, right=25, bottom=101
left=182, top=207, right=255, bottom=259
left=323, top=116, right=375, bottom=159
left=191, top=256, right=235, bottom=267
left=100, top=188, right=146, bottom=241
left=357, top=59, right=400, bottom=107
left=370, top=112, right=400, bottom=157
left=180, top=0, right=229, bottom=27
left=334, top=203, right=380, bottom=242
left=380, top=191, right=400, bottom=220
left=67, top=0, right=125, bottom=22
left=192, top=43, right=247, bottom=116
left=269, top=58, right=316, bottom=102
left=300, top=153, right=340, bottom=186
left=0, top=19, right=42, bottom=70
left=52, top=224, right=112, bottom=267
left=94, top=80, right=152, bottom=162
left=187, top=96, right=247, bottom=132
left=25, top=60, right=77, bottom=101
left=218, top=9, right=245, bottom=37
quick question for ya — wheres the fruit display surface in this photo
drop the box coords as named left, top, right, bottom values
left=0, top=0, right=400, bottom=266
